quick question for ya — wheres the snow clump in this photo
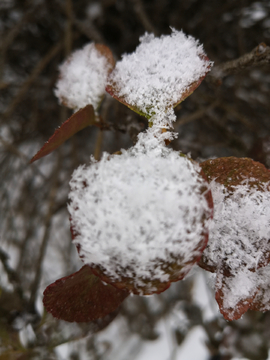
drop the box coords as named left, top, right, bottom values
left=68, top=148, right=212, bottom=294
left=55, top=43, right=112, bottom=111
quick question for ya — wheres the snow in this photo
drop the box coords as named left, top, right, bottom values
left=202, top=180, right=270, bottom=313
left=68, top=148, right=211, bottom=293
left=108, top=28, right=212, bottom=128
left=54, top=43, right=112, bottom=111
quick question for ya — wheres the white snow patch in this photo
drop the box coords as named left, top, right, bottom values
left=203, top=181, right=270, bottom=273
left=55, top=43, right=111, bottom=111
left=68, top=148, right=211, bottom=291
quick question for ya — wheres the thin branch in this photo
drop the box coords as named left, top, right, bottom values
left=209, top=43, right=270, bottom=82
left=132, top=0, right=158, bottom=35
left=0, top=1, right=43, bottom=80
left=29, top=157, right=61, bottom=306
left=2, top=40, right=63, bottom=120
left=0, top=135, right=47, bottom=179
left=65, top=0, right=73, bottom=56
left=218, top=102, right=256, bottom=131
left=0, top=1, right=42, bottom=52
left=175, top=101, right=220, bottom=127
left=58, top=0, right=105, bottom=43
left=94, top=130, right=103, bottom=161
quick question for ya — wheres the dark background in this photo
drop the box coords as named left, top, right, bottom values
left=0, top=0, right=270, bottom=359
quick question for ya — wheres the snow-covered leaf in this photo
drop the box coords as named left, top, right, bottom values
left=106, top=29, right=212, bottom=122
left=69, top=149, right=213, bottom=295
left=55, top=43, right=115, bottom=111
left=199, top=157, right=270, bottom=320
left=43, top=265, right=129, bottom=322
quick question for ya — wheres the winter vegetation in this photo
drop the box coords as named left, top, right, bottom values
left=1, top=1, right=270, bottom=360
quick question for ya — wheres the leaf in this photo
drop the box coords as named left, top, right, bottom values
left=94, top=43, right=115, bottom=70
left=106, top=55, right=211, bottom=119
left=30, top=104, right=95, bottom=163
left=56, top=43, right=115, bottom=111
left=199, top=157, right=270, bottom=320
left=43, top=265, right=129, bottom=323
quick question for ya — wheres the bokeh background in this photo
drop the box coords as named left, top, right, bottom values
left=0, top=0, right=270, bottom=359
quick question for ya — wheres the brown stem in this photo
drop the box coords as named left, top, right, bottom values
left=209, top=43, right=270, bottom=82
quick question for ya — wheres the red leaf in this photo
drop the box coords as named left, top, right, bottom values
left=30, top=105, right=95, bottom=163
left=43, top=265, right=129, bottom=323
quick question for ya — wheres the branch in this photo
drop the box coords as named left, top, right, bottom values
left=0, top=135, right=47, bottom=179
left=132, top=0, right=158, bottom=35
left=209, top=43, right=270, bottom=81
left=29, top=157, right=61, bottom=306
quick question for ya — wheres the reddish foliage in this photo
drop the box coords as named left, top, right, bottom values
left=43, top=265, right=129, bottom=322
left=201, top=156, right=270, bottom=192
left=30, top=105, right=95, bottom=163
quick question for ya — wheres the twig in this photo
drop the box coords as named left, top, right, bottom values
left=209, top=43, right=270, bottom=81
left=58, top=0, right=106, bottom=43
left=0, top=1, right=43, bottom=80
left=218, top=102, right=256, bottom=131
left=206, top=111, right=248, bottom=153
left=175, top=101, right=220, bottom=127
left=73, top=18, right=106, bottom=43
left=2, top=40, right=63, bottom=120
left=29, top=157, right=61, bottom=306
left=0, top=1, right=41, bottom=52
left=0, top=135, right=47, bottom=179
left=132, top=0, right=158, bottom=35
left=94, top=130, right=103, bottom=161
left=65, top=0, right=73, bottom=56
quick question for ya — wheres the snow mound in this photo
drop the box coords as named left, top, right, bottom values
left=68, top=149, right=212, bottom=293
left=55, top=43, right=112, bottom=111
left=108, top=28, right=212, bottom=127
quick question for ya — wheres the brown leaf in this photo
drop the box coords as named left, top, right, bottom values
left=200, top=156, right=270, bottom=192
left=30, top=105, right=95, bottom=163
left=95, top=43, right=115, bottom=70
left=43, top=265, right=129, bottom=323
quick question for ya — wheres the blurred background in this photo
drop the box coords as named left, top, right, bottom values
left=0, top=0, right=270, bottom=359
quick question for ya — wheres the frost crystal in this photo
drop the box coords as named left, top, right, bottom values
left=108, top=28, right=212, bottom=128
left=68, top=149, right=211, bottom=294
left=55, top=43, right=112, bottom=111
